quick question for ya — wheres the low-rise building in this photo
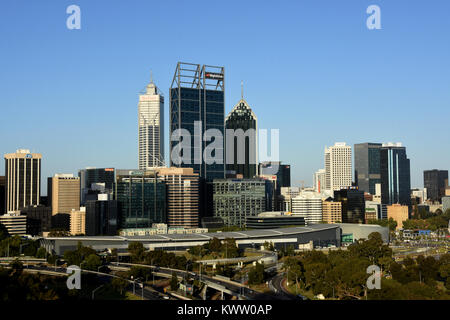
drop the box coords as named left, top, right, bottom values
left=70, top=207, right=86, bottom=235
left=245, top=211, right=305, bottom=229
left=322, top=200, right=342, bottom=223
left=387, top=204, right=409, bottom=230
left=0, top=212, right=27, bottom=236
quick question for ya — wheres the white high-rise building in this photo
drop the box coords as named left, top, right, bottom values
left=138, top=74, right=164, bottom=170
left=324, top=142, right=352, bottom=191
left=292, top=191, right=323, bottom=225
left=314, top=169, right=326, bottom=193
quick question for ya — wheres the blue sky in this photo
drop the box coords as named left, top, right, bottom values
left=1, top=0, right=449, bottom=193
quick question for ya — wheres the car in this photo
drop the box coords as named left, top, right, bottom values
left=162, top=295, right=170, bottom=300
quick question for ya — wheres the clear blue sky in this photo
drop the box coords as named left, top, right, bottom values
left=1, top=0, right=449, bottom=193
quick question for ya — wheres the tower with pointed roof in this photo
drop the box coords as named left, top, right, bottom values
left=225, top=82, right=258, bottom=178
left=138, top=72, right=165, bottom=170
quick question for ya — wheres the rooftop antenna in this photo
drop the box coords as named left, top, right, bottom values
left=150, top=70, right=153, bottom=83
left=241, top=80, right=244, bottom=100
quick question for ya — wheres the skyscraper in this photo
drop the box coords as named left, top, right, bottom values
left=138, top=74, right=165, bottom=170
left=78, top=167, right=115, bottom=205
left=0, top=176, right=5, bottom=214
left=292, top=191, right=323, bottom=225
left=313, top=169, right=326, bottom=193
left=225, top=94, right=257, bottom=179
left=333, top=188, right=365, bottom=224
left=380, top=143, right=411, bottom=206
left=354, top=143, right=382, bottom=195
left=50, top=174, right=80, bottom=215
left=114, top=170, right=166, bottom=229
left=170, top=62, right=225, bottom=181
left=324, top=143, right=352, bottom=191
left=156, top=167, right=199, bottom=228
left=4, top=149, right=42, bottom=212
left=423, top=169, right=448, bottom=203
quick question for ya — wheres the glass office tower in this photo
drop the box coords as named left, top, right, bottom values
left=423, top=169, right=448, bottom=203
left=354, top=143, right=382, bottom=195
left=334, top=188, right=365, bottom=224
left=225, top=98, right=257, bottom=178
left=170, top=62, right=225, bottom=181
left=114, top=170, right=166, bottom=229
left=380, top=143, right=411, bottom=206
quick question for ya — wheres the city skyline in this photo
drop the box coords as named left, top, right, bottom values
left=1, top=1, right=450, bottom=190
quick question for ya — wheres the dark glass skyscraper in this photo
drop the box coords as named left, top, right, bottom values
left=79, top=167, right=115, bottom=204
left=333, top=188, right=365, bottom=224
left=85, top=199, right=118, bottom=236
left=169, top=62, right=225, bottom=181
left=354, top=143, right=382, bottom=195
left=114, top=170, right=166, bottom=229
left=380, top=143, right=411, bottom=206
left=225, top=98, right=257, bottom=179
left=424, top=169, right=448, bottom=203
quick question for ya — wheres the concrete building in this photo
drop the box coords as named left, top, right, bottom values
left=292, top=191, right=323, bottom=225
left=354, top=143, right=382, bottom=195
left=322, top=200, right=342, bottom=224
left=324, top=143, right=352, bottom=191
left=213, top=178, right=268, bottom=228
left=0, top=212, right=27, bottom=236
left=138, top=75, right=165, bottom=170
left=314, top=169, right=326, bottom=193
left=387, top=204, right=409, bottom=230
left=156, top=167, right=199, bottom=228
left=4, top=149, right=42, bottom=212
left=70, top=207, right=86, bottom=235
left=365, top=201, right=387, bottom=220
left=443, top=197, right=450, bottom=214
left=280, top=187, right=301, bottom=212
left=0, top=176, right=5, bottom=215
left=51, top=174, right=80, bottom=215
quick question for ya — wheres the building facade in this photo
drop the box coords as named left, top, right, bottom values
left=225, top=98, right=257, bottom=179
left=0, top=176, right=5, bottom=214
left=114, top=170, right=166, bottom=229
left=322, top=200, right=342, bottom=224
left=292, top=191, right=323, bottom=225
left=85, top=199, right=118, bottom=236
left=138, top=76, right=165, bottom=170
left=156, top=167, right=199, bottom=228
left=354, top=143, right=382, bottom=195
left=212, top=178, right=267, bottom=228
left=423, top=169, right=448, bottom=203
left=170, top=62, right=225, bottom=181
left=333, top=188, right=365, bottom=224
left=314, top=169, right=326, bottom=193
left=324, top=143, right=352, bottom=191
left=70, top=207, right=86, bottom=235
left=0, top=213, right=27, bottom=236
left=22, top=205, right=52, bottom=236
left=79, top=167, right=115, bottom=205
left=380, top=143, right=411, bottom=206
left=387, top=204, right=409, bottom=230
left=51, top=174, right=80, bottom=215
left=4, top=149, right=42, bottom=212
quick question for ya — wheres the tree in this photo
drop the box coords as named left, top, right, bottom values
left=208, top=238, right=222, bottom=254
left=111, top=277, right=128, bottom=295
left=263, top=241, right=274, bottom=251
left=35, top=247, right=47, bottom=259
left=170, top=272, right=179, bottom=291
left=248, top=262, right=265, bottom=285
left=128, top=242, right=145, bottom=263
left=84, top=254, right=102, bottom=271
left=222, top=238, right=240, bottom=258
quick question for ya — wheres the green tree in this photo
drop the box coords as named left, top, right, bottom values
left=248, top=262, right=265, bottom=285
left=128, top=242, right=145, bottom=263
left=84, top=254, right=102, bottom=271
left=111, top=277, right=128, bottom=295
left=170, top=272, right=179, bottom=291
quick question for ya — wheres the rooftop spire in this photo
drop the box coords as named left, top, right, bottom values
left=241, top=80, right=244, bottom=100
left=150, top=70, right=153, bottom=84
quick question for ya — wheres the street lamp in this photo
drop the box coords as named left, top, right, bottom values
left=131, top=276, right=135, bottom=294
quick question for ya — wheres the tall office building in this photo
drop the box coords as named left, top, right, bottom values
left=291, top=191, right=323, bottom=225
left=0, top=176, right=5, bottom=214
left=322, top=199, right=342, bottom=224
left=85, top=198, right=118, bottom=236
left=114, top=170, right=166, bottom=229
left=225, top=95, right=257, bottom=179
left=70, top=207, right=86, bottom=236
left=50, top=174, right=80, bottom=215
left=380, top=143, right=411, bottom=206
left=22, top=205, right=52, bottom=236
left=280, top=187, right=301, bottom=212
left=333, top=188, right=365, bottom=224
left=354, top=143, right=382, bottom=195
left=138, top=75, right=165, bottom=170
left=259, top=162, right=291, bottom=188
left=313, top=169, right=326, bottom=193
left=170, top=62, right=225, bottom=181
left=423, top=169, right=448, bottom=203
left=4, top=149, right=42, bottom=212
left=156, top=167, right=199, bottom=228
left=324, top=143, right=352, bottom=191
left=79, top=167, right=115, bottom=205
left=213, top=178, right=268, bottom=228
